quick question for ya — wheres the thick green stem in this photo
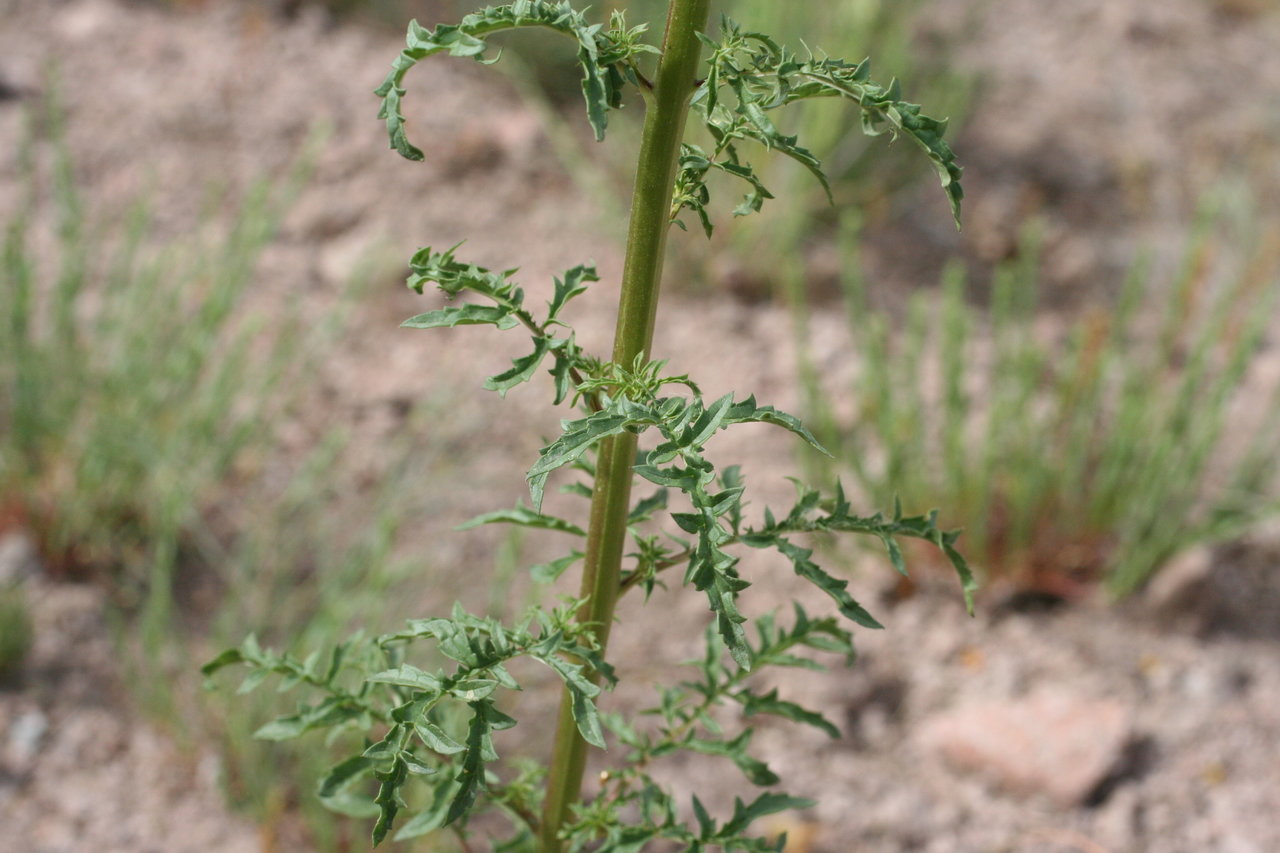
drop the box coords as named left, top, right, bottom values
left=538, top=2, right=711, bottom=850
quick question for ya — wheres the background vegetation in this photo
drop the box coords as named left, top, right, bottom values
left=3, top=1, right=1279, bottom=850
left=797, top=202, right=1280, bottom=597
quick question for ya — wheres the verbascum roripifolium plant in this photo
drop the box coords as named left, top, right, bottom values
left=206, top=2, right=971, bottom=850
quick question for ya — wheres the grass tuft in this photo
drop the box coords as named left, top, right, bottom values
left=0, top=100, right=308, bottom=645
left=801, top=204, right=1280, bottom=597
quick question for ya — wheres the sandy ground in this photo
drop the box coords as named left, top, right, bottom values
left=2, top=0, right=1280, bottom=851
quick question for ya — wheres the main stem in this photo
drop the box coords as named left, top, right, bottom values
left=538, top=1, right=711, bottom=850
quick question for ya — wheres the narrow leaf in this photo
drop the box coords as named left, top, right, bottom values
left=446, top=702, right=492, bottom=825
left=401, top=304, right=519, bottom=330
left=415, top=721, right=467, bottom=755
left=457, top=505, right=586, bottom=537
left=372, top=755, right=409, bottom=845
left=735, top=688, right=840, bottom=738
left=484, top=336, right=551, bottom=396
left=530, top=551, right=583, bottom=583
left=367, top=664, right=443, bottom=693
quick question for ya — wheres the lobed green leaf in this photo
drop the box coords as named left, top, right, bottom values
left=530, top=550, right=584, bottom=583
left=734, top=687, right=840, bottom=738
left=415, top=720, right=467, bottom=755
left=457, top=503, right=586, bottom=537
left=536, top=651, right=606, bottom=748
left=679, top=17, right=964, bottom=232
left=367, top=664, right=444, bottom=692
left=527, top=406, right=645, bottom=509
left=376, top=1, right=654, bottom=160
left=372, top=754, right=409, bottom=845
left=401, top=304, right=519, bottom=330
left=686, top=729, right=778, bottom=786
left=446, top=701, right=495, bottom=825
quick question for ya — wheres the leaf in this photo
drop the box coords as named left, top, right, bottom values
left=318, top=754, right=375, bottom=800
left=236, top=668, right=270, bottom=695
left=446, top=702, right=493, bottom=825
left=687, top=730, right=778, bottom=786
left=481, top=701, right=518, bottom=731
left=672, top=512, right=703, bottom=535
left=697, top=560, right=752, bottom=670
left=633, top=463, right=700, bottom=490
left=375, top=3, right=649, bottom=160
left=575, top=23, right=610, bottom=140
left=319, top=788, right=381, bottom=820
left=537, top=653, right=606, bottom=748
left=735, top=687, right=840, bottom=738
left=689, top=392, right=735, bottom=447
left=253, top=699, right=354, bottom=741
left=401, top=751, right=437, bottom=776
left=323, top=639, right=352, bottom=684
left=692, top=795, right=716, bottom=839
left=367, top=664, right=444, bottom=693
left=372, top=754, right=409, bottom=845
left=484, top=336, right=552, bottom=396
left=448, top=678, right=500, bottom=702
left=627, top=488, right=669, bottom=524
left=416, top=720, right=467, bottom=755
left=776, top=538, right=883, bottom=630
left=405, top=244, right=518, bottom=300
left=401, top=304, right=519, bottom=330
left=527, top=409, right=637, bottom=510
left=721, top=792, right=815, bottom=838
left=561, top=481, right=594, bottom=499
left=944, top=536, right=979, bottom=615
left=778, top=57, right=962, bottom=226
left=457, top=504, right=586, bottom=537
left=200, top=647, right=244, bottom=677
left=724, top=396, right=830, bottom=456
left=530, top=551, right=583, bottom=583
left=547, top=264, right=597, bottom=320
left=691, top=21, right=964, bottom=229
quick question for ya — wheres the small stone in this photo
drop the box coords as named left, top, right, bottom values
left=7, top=708, right=48, bottom=769
left=918, top=690, right=1133, bottom=807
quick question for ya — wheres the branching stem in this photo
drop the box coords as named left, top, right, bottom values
left=538, top=1, right=712, bottom=850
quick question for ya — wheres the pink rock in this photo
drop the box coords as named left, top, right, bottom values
left=918, top=691, right=1133, bottom=806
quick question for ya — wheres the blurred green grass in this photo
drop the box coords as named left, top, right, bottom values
left=1, top=98, right=306, bottom=634
left=0, top=94, right=473, bottom=848
left=797, top=201, right=1280, bottom=597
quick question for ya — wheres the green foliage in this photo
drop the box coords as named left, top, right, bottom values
left=803, top=210, right=1280, bottom=596
left=375, top=1, right=661, bottom=158
left=673, top=16, right=962, bottom=234
left=206, top=601, right=611, bottom=844
left=0, top=95, right=443, bottom=847
left=401, top=244, right=599, bottom=403
left=211, top=1, right=969, bottom=849
left=0, top=586, right=33, bottom=684
left=0, top=100, right=305, bottom=642
left=552, top=0, right=974, bottom=297
left=202, top=413, right=496, bottom=849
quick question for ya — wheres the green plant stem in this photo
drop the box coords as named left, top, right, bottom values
left=538, top=2, right=711, bottom=850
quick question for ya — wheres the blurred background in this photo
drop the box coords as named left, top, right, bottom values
left=2, top=0, right=1279, bottom=850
